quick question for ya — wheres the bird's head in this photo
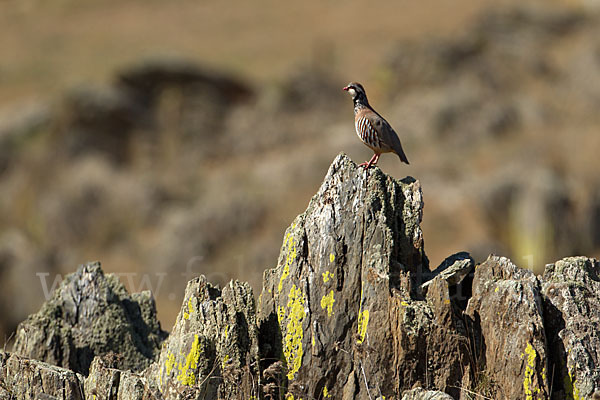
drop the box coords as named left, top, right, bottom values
left=343, top=82, right=368, bottom=104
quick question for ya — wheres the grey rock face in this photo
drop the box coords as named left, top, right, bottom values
left=466, top=255, right=549, bottom=399
left=542, top=257, right=600, bottom=399
left=150, top=276, right=260, bottom=400
left=257, top=153, right=470, bottom=399
left=2, top=153, right=600, bottom=400
left=84, top=354, right=158, bottom=400
left=0, top=351, right=85, bottom=400
left=13, top=262, right=167, bottom=375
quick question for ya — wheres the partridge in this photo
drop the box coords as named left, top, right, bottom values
left=343, top=82, right=409, bottom=168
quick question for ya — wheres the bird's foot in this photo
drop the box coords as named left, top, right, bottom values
left=359, top=154, right=380, bottom=169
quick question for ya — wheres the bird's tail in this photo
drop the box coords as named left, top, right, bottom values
left=395, top=144, right=409, bottom=165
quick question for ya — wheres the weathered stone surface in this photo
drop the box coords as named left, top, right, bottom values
left=257, top=153, right=470, bottom=399
left=423, top=251, right=474, bottom=289
left=151, top=276, right=259, bottom=400
left=466, top=255, right=549, bottom=399
left=0, top=350, right=85, bottom=400
left=3, top=154, right=600, bottom=399
left=13, top=262, right=167, bottom=375
left=401, top=387, right=455, bottom=400
left=542, top=256, right=600, bottom=399
left=84, top=354, right=157, bottom=400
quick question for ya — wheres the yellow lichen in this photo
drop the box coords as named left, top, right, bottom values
left=183, top=298, right=194, bottom=320
left=564, top=367, right=582, bottom=400
left=523, top=342, right=538, bottom=399
left=400, top=301, right=409, bottom=307
left=322, top=271, right=334, bottom=283
left=357, top=309, right=370, bottom=344
left=329, top=253, right=335, bottom=263
left=323, top=386, right=331, bottom=398
left=222, top=354, right=230, bottom=370
left=177, top=334, right=202, bottom=386
left=165, top=351, right=176, bottom=376
left=320, top=290, right=335, bottom=316
left=278, top=228, right=297, bottom=293
left=282, top=284, right=306, bottom=380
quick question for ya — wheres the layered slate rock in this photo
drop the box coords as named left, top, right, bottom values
left=465, top=255, right=549, bottom=399
left=0, top=350, right=84, bottom=400
left=83, top=354, right=157, bottom=400
left=13, top=262, right=167, bottom=375
left=542, top=257, right=600, bottom=399
left=150, top=276, right=260, bottom=400
left=257, top=154, right=469, bottom=399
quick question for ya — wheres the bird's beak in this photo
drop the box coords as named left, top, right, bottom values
left=343, top=86, right=349, bottom=91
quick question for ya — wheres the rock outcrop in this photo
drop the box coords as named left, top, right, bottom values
left=542, top=257, right=600, bottom=400
left=13, top=262, right=168, bottom=375
left=1, top=154, right=600, bottom=399
left=465, top=256, right=549, bottom=399
left=257, top=154, right=470, bottom=399
left=149, top=276, right=259, bottom=399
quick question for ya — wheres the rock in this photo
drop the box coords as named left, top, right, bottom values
left=83, top=354, right=158, bottom=400
left=277, top=66, right=344, bottom=112
left=3, top=154, right=600, bottom=399
left=13, top=262, right=167, bottom=375
left=116, top=57, right=254, bottom=151
left=257, top=153, right=470, bottom=399
left=0, top=350, right=85, bottom=400
left=55, top=57, right=254, bottom=165
left=60, top=85, right=141, bottom=163
left=0, top=350, right=157, bottom=400
left=150, top=276, right=260, bottom=400
left=401, top=387, right=455, bottom=400
left=542, top=257, right=600, bottom=399
left=116, top=57, right=253, bottom=107
left=421, top=251, right=474, bottom=296
left=465, top=255, right=549, bottom=399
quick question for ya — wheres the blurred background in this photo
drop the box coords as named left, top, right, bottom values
left=1, top=0, right=600, bottom=345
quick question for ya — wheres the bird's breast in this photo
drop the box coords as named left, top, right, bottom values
left=355, top=115, right=381, bottom=150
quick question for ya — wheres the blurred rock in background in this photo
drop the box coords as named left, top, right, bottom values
left=0, top=1, right=600, bottom=345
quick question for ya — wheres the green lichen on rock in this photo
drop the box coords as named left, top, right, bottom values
left=12, top=262, right=167, bottom=375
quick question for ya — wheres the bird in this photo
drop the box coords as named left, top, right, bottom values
left=343, top=82, right=409, bottom=169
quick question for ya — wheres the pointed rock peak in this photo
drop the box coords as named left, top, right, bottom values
left=306, top=152, right=428, bottom=282
left=257, top=153, right=435, bottom=399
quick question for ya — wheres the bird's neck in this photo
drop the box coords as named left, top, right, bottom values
left=353, top=97, right=370, bottom=114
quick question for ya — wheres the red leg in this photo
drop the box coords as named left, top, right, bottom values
left=369, top=153, right=381, bottom=168
left=359, top=153, right=380, bottom=169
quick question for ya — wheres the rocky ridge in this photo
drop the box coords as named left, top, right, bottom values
left=1, top=154, right=599, bottom=399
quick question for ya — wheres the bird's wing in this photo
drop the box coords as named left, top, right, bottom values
left=366, top=111, right=410, bottom=164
